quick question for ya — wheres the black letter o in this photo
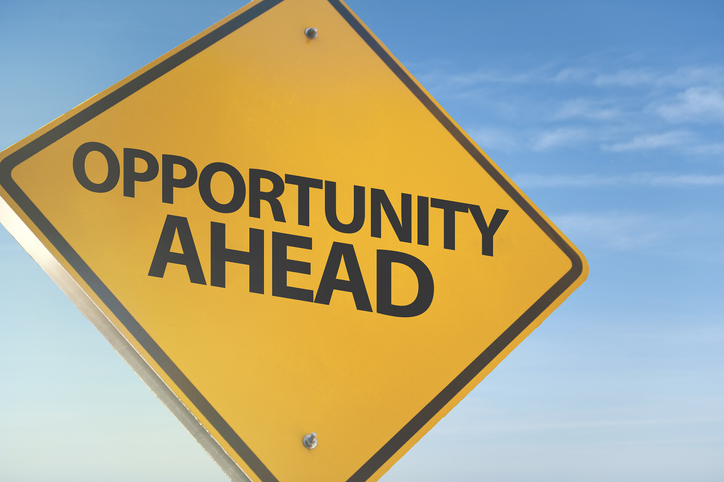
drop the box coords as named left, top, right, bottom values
left=198, top=162, right=246, bottom=213
left=73, top=142, right=120, bottom=193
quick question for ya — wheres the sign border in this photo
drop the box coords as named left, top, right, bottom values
left=0, top=0, right=587, bottom=481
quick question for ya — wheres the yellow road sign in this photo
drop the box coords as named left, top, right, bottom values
left=0, top=0, right=587, bottom=481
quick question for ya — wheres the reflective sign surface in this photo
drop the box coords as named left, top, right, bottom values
left=0, top=0, right=587, bottom=481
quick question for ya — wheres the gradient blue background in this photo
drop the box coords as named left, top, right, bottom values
left=1, top=1, right=722, bottom=481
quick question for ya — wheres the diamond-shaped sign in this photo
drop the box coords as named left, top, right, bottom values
left=0, top=0, right=587, bottom=481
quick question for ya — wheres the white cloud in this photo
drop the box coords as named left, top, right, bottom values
left=469, top=126, right=519, bottom=153
left=657, top=87, right=724, bottom=124
left=532, top=127, right=588, bottom=150
left=600, top=131, right=723, bottom=156
left=690, top=143, right=724, bottom=155
left=554, top=99, right=622, bottom=121
left=602, top=131, right=692, bottom=152
left=514, top=172, right=724, bottom=189
left=424, top=63, right=724, bottom=92
left=515, top=173, right=619, bottom=188
left=552, top=211, right=724, bottom=262
left=418, top=62, right=724, bottom=157
left=551, top=67, right=593, bottom=83
left=419, top=69, right=542, bottom=90
left=661, top=66, right=724, bottom=88
left=593, top=69, right=657, bottom=87
left=641, top=173, right=724, bottom=186
left=553, top=212, right=667, bottom=252
left=556, top=65, right=724, bottom=89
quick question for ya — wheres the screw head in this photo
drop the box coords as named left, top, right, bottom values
left=304, top=27, right=318, bottom=40
left=302, top=432, right=318, bottom=449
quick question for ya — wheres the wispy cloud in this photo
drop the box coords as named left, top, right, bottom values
left=656, top=87, right=724, bottom=124
left=658, top=66, right=724, bottom=88
left=602, top=131, right=692, bottom=152
left=554, top=99, right=622, bottom=121
left=553, top=212, right=670, bottom=252
left=690, top=143, right=724, bottom=155
left=553, top=65, right=724, bottom=89
left=532, top=127, right=589, bottom=151
left=551, top=211, right=724, bottom=260
left=515, top=172, right=724, bottom=189
left=419, top=67, right=550, bottom=89
left=601, top=131, right=724, bottom=155
left=593, top=68, right=658, bottom=87
left=469, top=126, right=520, bottom=153
left=551, top=67, right=592, bottom=83
left=425, top=63, right=724, bottom=93
left=420, top=61, right=724, bottom=154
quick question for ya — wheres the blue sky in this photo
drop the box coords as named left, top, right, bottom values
left=1, top=1, right=723, bottom=481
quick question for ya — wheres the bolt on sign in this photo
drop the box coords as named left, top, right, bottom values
left=0, top=0, right=587, bottom=481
